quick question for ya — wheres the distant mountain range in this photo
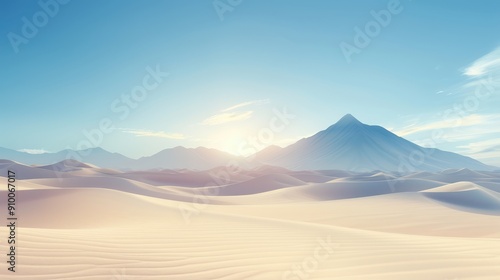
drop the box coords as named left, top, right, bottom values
left=254, top=114, right=496, bottom=172
left=0, top=146, right=243, bottom=171
left=1, top=114, right=496, bottom=172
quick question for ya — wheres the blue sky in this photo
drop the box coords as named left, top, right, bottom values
left=1, top=0, right=500, bottom=165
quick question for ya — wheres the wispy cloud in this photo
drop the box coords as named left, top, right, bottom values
left=458, top=138, right=500, bottom=154
left=120, top=129, right=185, bottom=139
left=18, top=148, right=49, bottom=154
left=396, top=48, right=500, bottom=166
left=464, top=46, right=500, bottom=77
left=221, top=99, right=269, bottom=112
left=202, top=111, right=253, bottom=126
left=395, top=114, right=500, bottom=136
left=478, top=144, right=500, bottom=154
left=457, top=139, right=500, bottom=166
left=201, top=99, right=268, bottom=126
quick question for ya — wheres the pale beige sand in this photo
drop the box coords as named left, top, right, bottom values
left=1, top=164, right=500, bottom=279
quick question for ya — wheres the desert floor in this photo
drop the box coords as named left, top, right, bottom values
left=1, top=160, right=500, bottom=279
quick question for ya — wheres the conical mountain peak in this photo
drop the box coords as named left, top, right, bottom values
left=321, top=114, right=366, bottom=135
left=336, top=114, right=362, bottom=125
left=257, top=114, right=495, bottom=172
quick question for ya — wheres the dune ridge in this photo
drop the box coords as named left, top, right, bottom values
left=1, top=161, right=499, bottom=279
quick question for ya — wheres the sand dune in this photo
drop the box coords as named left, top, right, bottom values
left=116, top=169, right=250, bottom=187
left=215, top=178, right=442, bottom=203
left=422, top=182, right=500, bottom=214
left=38, top=159, right=98, bottom=171
left=0, top=160, right=68, bottom=179
left=405, top=169, right=500, bottom=184
left=200, top=173, right=307, bottom=196
left=286, top=170, right=338, bottom=183
left=1, top=187, right=500, bottom=279
left=440, top=168, right=492, bottom=177
left=473, top=181, right=500, bottom=193
left=28, top=176, right=226, bottom=204
left=7, top=188, right=189, bottom=228
left=1, top=162, right=500, bottom=279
